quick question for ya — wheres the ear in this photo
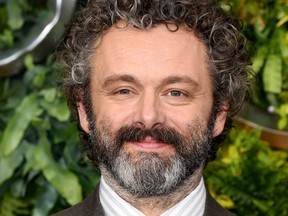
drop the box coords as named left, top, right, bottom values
left=213, top=103, right=228, bottom=137
left=77, top=102, right=90, bottom=133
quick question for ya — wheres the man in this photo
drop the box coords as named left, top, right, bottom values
left=55, top=0, right=250, bottom=215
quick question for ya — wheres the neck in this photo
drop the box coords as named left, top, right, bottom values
left=101, top=167, right=203, bottom=216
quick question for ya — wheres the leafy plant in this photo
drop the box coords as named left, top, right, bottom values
left=0, top=55, right=100, bottom=216
left=0, top=0, right=52, bottom=50
left=1, top=1, right=288, bottom=216
left=205, top=128, right=288, bottom=215
left=226, top=0, right=288, bottom=130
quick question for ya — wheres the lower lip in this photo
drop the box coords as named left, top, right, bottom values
left=129, top=141, right=170, bottom=151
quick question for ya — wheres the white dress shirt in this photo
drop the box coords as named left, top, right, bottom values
left=99, top=176, right=206, bottom=216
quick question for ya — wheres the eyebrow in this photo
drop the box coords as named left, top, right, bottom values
left=102, top=74, right=139, bottom=88
left=160, top=76, right=199, bottom=88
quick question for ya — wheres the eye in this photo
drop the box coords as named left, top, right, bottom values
left=109, top=87, right=137, bottom=101
left=112, top=88, right=135, bottom=97
left=168, top=90, right=184, bottom=97
left=117, top=89, right=132, bottom=95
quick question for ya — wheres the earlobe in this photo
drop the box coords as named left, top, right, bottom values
left=213, top=105, right=228, bottom=137
left=77, top=102, right=90, bottom=133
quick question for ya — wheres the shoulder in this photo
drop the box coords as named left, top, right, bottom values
left=204, top=190, right=236, bottom=216
left=51, top=185, right=104, bottom=216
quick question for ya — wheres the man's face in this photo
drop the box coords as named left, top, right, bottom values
left=78, top=25, right=227, bottom=196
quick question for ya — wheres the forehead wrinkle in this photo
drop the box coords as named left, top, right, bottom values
left=102, top=74, right=140, bottom=88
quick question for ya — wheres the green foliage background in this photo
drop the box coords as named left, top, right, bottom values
left=0, top=0, right=288, bottom=215
left=0, top=56, right=100, bottom=215
left=205, top=129, right=288, bottom=215
left=0, top=0, right=52, bottom=50
left=228, top=0, right=288, bottom=129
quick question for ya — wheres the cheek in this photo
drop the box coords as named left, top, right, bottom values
left=165, top=104, right=212, bottom=131
left=91, top=97, right=130, bottom=126
left=96, top=106, right=134, bottom=132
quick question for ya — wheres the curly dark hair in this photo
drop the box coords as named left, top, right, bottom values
left=57, top=0, right=251, bottom=162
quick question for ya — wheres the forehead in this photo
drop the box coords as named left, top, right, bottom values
left=91, top=24, right=209, bottom=83
left=95, top=24, right=207, bottom=56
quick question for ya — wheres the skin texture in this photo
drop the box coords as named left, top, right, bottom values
left=77, top=24, right=227, bottom=215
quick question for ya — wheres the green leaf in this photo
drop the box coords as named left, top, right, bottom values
left=42, top=162, right=82, bottom=205
left=23, top=141, right=39, bottom=175
left=0, top=29, right=14, bottom=48
left=0, top=144, right=24, bottom=185
left=278, top=117, right=287, bottom=130
left=34, top=131, right=82, bottom=205
left=6, top=0, right=24, bottom=30
left=280, top=43, right=288, bottom=63
left=32, top=66, right=48, bottom=88
left=277, top=104, right=288, bottom=129
left=252, top=45, right=268, bottom=73
left=277, top=15, right=288, bottom=27
left=0, top=94, right=42, bottom=156
left=32, top=183, right=58, bottom=216
left=24, top=54, right=35, bottom=70
left=10, top=179, right=26, bottom=197
left=40, top=98, right=70, bottom=122
left=39, top=88, right=56, bottom=102
left=263, top=54, right=282, bottom=94
left=0, top=192, right=31, bottom=216
left=252, top=199, right=271, bottom=212
left=257, top=151, right=270, bottom=166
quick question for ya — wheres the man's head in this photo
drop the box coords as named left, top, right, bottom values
left=58, top=0, right=250, bottom=196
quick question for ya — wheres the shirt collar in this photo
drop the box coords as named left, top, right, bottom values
left=99, top=176, right=206, bottom=216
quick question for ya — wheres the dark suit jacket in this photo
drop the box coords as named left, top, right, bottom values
left=53, top=185, right=235, bottom=216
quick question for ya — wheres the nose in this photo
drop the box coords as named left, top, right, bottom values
left=133, top=91, right=166, bottom=129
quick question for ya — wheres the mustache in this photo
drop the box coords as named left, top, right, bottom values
left=115, top=126, right=185, bottom=147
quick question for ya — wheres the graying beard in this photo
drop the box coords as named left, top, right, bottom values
left=89, top=118, right=213, bottom=197
left=110, top=151, right=186, bottom=197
